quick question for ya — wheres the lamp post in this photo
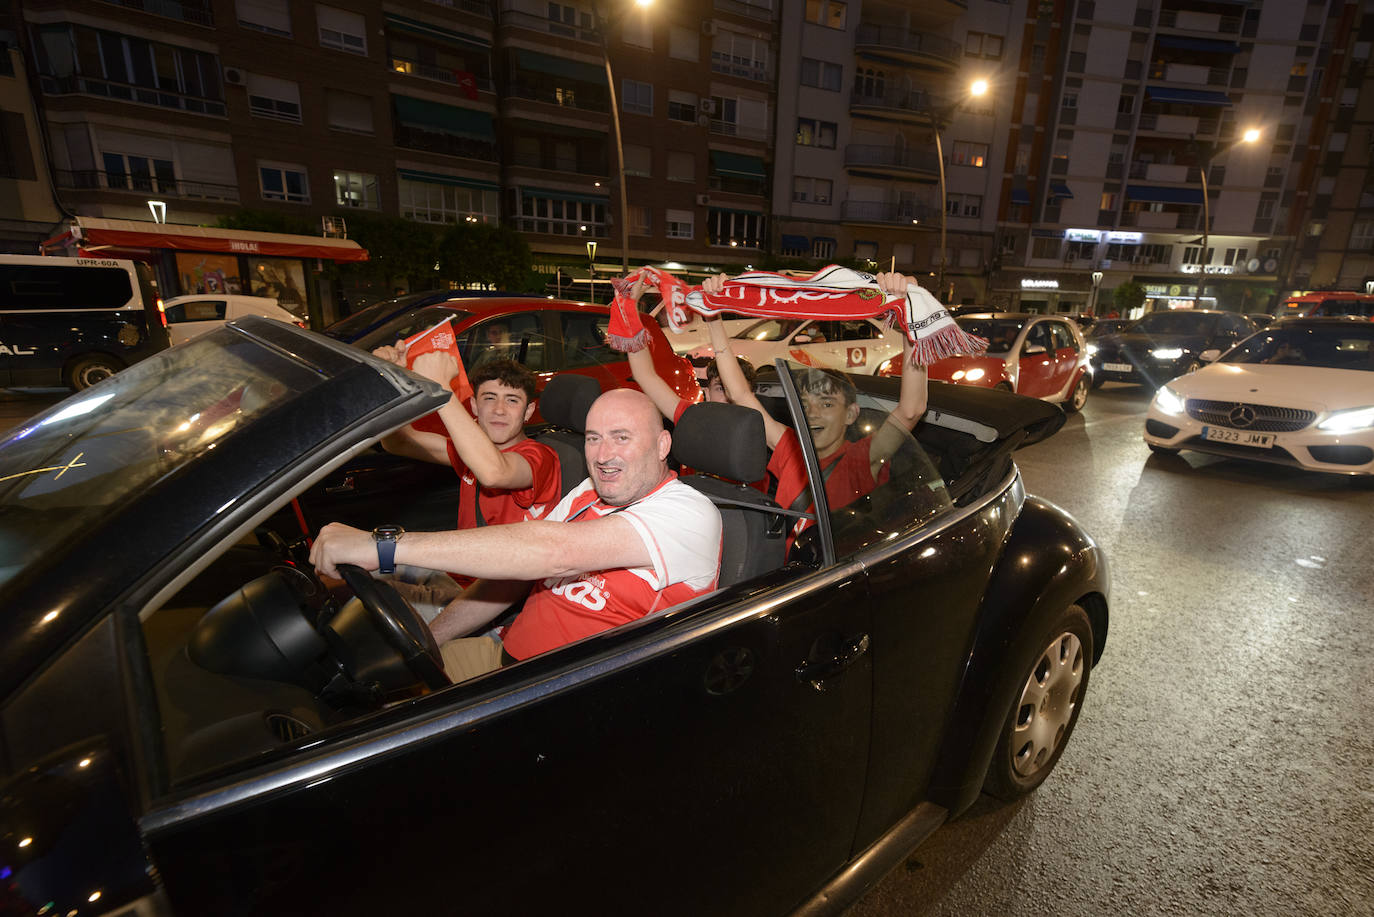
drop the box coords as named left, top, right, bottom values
left=1090, top=269, right=1104, bottom=315
left=934, top=78, right=989, bottom=303
left=591, top=0, right=651, bottom=275
left=587, top=240, right=597, bottom=300
left=1195, top=127, right=1260, bottom=306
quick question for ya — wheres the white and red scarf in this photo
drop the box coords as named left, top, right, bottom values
left=607, top=264, right=987, bottom=366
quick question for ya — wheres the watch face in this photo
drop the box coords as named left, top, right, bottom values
left=373, top=525, right=404, bottom=540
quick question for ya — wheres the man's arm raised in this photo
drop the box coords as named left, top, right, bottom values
left=701, top=275, right=790, bottom=448
left=868, top=272, right=930, bottom=475
left=622, top=278, right=691, bottom=421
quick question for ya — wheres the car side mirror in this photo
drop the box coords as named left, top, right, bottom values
left=1023, top=344, right=1047, bottom=355
left=1199, top=348, right=1221, bottom=363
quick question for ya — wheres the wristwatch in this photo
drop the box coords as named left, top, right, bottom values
left=372, top=524, right=405, bottom=574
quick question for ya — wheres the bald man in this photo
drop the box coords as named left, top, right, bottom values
left=311, top=388, right=723, bottom=681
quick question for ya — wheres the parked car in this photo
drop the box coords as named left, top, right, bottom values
left=1143, top=317, right=1374, bottom=477
left=163, top=293, right=305, bottom=345
left=878, top=313, right=1091, bottom=412
left=0, top=318, right=1108, bottom=917
left=349, top=297, right=699, bottom=414
left=0, top=254, right=169, bottom=390
left=1087, top=317, right=1134, bottom=339
left=646, top=300, right=758, bottom=357
left=1088, top=309, right=1256, bottom=388
left=710, top=315, right=905, bottom=374
left=1245, top=312, right=1276, bottom=327
left=323, top=289, right=515, bottom=344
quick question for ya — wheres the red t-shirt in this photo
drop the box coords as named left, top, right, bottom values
left=445, top=437, right=563, bottom=529
left=500, top=475, right=722, bottom=661
left=768, top=430, right=887, bottom=542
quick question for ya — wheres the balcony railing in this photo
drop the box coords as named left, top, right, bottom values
left=707, top=175, right=767, bottom=196
left=55, top=168, right=240, bottom=202
left=506, top=80, right=608, bottom=113
left=840, top=199, right=939, bottom=225
left=94, top=0, right=214, bottom=27
left=390, top=58, right=494, bottom=92
left=844, top=144, right=940, bottom=174
left=854, top=23, right=960, bottom=65
left=850, top=87, right=941, bottom=119
left=508, top=152, right=607, bottom=176
left=708, top=119, right=770, bottom=142
left=709, top=55, right=770, bottom=83
left=395, top=125, right=499, bottom=161
left=712, top=0, right=776, bottom=22
left=424, top=0, right=493, bottom=16
left=499, top=6, right=600, bottom=43
left=39, top=74, right=226, bottom=116
left=514, top=216, right=607, bottom=236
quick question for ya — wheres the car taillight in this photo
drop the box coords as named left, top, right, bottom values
left=156, top=297, right=168, bottom=329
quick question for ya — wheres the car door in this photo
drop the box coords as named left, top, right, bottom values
left=1044, top=320, right=1080, bottom=396
left=1016, top=320, right=1057, bottom=397
left=165, top=298, right=228, bottom=345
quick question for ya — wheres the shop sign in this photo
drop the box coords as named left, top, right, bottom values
left=1064, top=229, right=1101, bottom=242
left=1106, top=231, right=1142, bottom=244
left=1021, top=278, right=1060, bottom=289
left=1180, top=264, right=1234, bottom=275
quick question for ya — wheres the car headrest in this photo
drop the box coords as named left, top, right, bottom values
left=539, top=373, right=601, bottom=432
left=671, top=402, right=768, bottom=483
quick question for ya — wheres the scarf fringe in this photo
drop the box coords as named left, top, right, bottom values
left=912, top=328, right=989, bottom=366
left=605, top=328, right=649, bottom=352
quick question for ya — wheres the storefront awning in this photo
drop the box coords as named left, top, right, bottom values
left=1145, top=86, right=1233, bottom=106
left=1010, top=188, right=1031, bottom=205
left=43, top=218, right=369, bottom=262
left=1156, top=36, right=1241, bottom=54
left=1126, top=184, right=1205, bottom=204
left=709, top=150, right=767, bottom=179
left=514, top=49, right=604, bottom=84
left=394, top=95, right=495, bottom=139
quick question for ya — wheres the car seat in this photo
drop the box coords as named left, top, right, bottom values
left=532, top=373, right=600, bottom=497
left=670, top=402, right=786, bottom=588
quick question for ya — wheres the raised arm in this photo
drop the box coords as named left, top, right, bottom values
left=701, top=274, right=789, bottom=448
left=868, top=272, right=930, bottom=474
left=623, top=278, right=690, bottom=421
left=373, top=342, right=455, bottom=465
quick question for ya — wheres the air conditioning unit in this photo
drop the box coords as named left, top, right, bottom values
left=223, top=66, right=247, bottom=87
left=701, top=21, right=716, bottom=36
left=700, top=99, right=716, bottom=115
left=696, top=193, right=711, bottom=205
left=697, top=113, right=711, bottom=128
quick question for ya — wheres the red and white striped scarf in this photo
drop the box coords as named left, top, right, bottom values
left=607, top=265, right=986, bottom=366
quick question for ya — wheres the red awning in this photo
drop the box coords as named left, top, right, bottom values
left=43, top=219, right=369, bottom=262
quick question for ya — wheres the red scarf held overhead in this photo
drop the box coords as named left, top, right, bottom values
left=607, top=265, right=987, bottom=366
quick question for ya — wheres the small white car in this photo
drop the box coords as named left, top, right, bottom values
left=703, top=316, right=905, bottom=375
left=163, top=294, right=305, bottom=345
left=1143, top=318, right=1374, bottom=477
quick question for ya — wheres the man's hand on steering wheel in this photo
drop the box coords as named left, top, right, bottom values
left=309, top=522, right=377, bottom=579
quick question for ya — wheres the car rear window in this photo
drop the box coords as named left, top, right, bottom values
left=0, top=263, right=135, bottom=311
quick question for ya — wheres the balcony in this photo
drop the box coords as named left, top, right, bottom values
left=712, top=0, right=776, bottom=21
left=854, top=23, right=960, bottom=69
left=708, top=119, right=770, bottom=142
left=391, top=57, right=494, bottom=93
left=499, top=5, right=600, bottom=44
left=849, top=87, right=941, bottom=125
left=505, top=81, right=608, bottom=114
left=39, top=74, right=226, bottom=117
left=1159, top=9, right=1240, bottom=34
left=844, top=144, right=940, bottom=180
left=1120, top=210, right=1183, bottom=230
left=93, top=0, right=214, bottom=26
left=840, top=199, right=940, bottom=226
left=394, top=125, right=499, bottom=162
left=709, top=53, right=770, bottom=83
left=424, top=0, right=493, bottom=16
left=54, top=168, right=239, bottom=202
left=508, top=151, right=608, bottom=177
left=1136, top=112, right=1212, bottom=136
left=1127, top=162, right=1189, bottom=182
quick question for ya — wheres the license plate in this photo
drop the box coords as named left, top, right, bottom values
left=1203, top=426, right=1275, bottom=448
left=1103, top=362, right=1133, bottom=373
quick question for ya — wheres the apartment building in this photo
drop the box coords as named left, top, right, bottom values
left=1, top=7, right=62, bottom=253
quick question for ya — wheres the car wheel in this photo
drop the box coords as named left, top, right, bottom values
left=1065, top=376, right=1088, bottom=413
left=1147, top=443, right=1180, bottom=456
left=984, top=604, right=1092, bottom=801
left=65, top=353, right=123, bottom=390
left=994, top=381, right=1014, bottom=392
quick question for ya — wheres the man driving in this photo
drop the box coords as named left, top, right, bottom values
left=311, top=388, right=723, bottom=682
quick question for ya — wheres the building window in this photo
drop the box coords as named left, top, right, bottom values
left=622, top=78, right=653, bottom=115
left=1100, top=192, right=1118, bottom=211
left=622, top=15, right=651, bottom=49
left=854, top=241, right=878, bottom=261
left=1257, top=198, right=1276, bottom=220
left=952, top=141, right=988, bottom=167
left=666, top=151, right=694, bottom=182
left=667, top=90, right=697, bottom=122
left=259, top=162, right=309, bottom=202
left=398, top=177, right=498, bottom=224
left=946, top=192, right=982, bottom=218
left=518, top=193, right=606, bottom=236
left=325, top=89, right=373, bottom=133
left=547, top=3, right=593, bottom=37
left=812, top=238, right=836, bottom=259
left=317, top=5, right=366, bottom=54
left=804, top=0, right=846, bottom=29
left=1117, top=94, right=1134, bottom=114
left=800, top=58, right=842, bottom=91
left=707, top=209, right=765, bottom=249
left=665, top=208, right=694, bottom=239
left=965, top=31, right=1003, bottom=59
left=334, top=170, right=379, bottom=209
left=623, top=144, right=651, bottom=177
left=629, top=205, right=651, bottom=236
left=796, top=118, right=837, bottom=148
left=1031, top=237, right=1061, bottom=259
left=238, top=0, right=292, bottom=37
left=781, top=235, right=807, bottom=257
left=1352, top=221, right=1374, bottom=250
left=792, top=176, right=832, bottom=203
left=669, top=26, right=699, bottom=61
left=711, top=32, right=768, bottom=81
left=100, top=152, right=176, bottom=193
left=246, top=73, right=302, bottom=123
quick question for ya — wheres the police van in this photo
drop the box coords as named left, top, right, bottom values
left=0, top=255, right=171, bottom=390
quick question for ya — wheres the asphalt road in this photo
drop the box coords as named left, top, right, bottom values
left=847, top=383, right=1374, bottom=917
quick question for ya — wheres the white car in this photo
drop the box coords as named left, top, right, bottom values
left=163, top=293, right=305, bottom=345
left=1144, top=318, right=1374, bottom=477
left=705, top=316, right=906, bottom=375
left=648, top=302, right=756, bottom=356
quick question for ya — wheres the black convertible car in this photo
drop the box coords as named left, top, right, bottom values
left=0, top=318, right=1109, bottom=916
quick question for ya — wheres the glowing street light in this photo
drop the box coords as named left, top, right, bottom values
left=934, top=78, right=989, bottom=302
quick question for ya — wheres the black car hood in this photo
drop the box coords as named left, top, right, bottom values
left=1093, top=331, right=1216, bottom=354
left=851, top=373, right=1065, bottom=447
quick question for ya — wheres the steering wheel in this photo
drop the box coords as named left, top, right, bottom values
left=336, top=564, right=449, bottom=690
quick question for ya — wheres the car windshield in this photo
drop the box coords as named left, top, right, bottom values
left=739, top=318, right=808, bottom=342
left=1133, top=311, right=1217, bottom=335
left=955, top=318, right=1025, bottom=354
left=355, top=307, right=474, bottom=352
left=327, top=293, right=434, bottom=337
left=0, top=333, right=325, bottom=590
left=1220, top=324, right=1374, bottom=370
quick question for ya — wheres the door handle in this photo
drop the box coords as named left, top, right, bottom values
left=324, top=474, right=356, bottom=494
left=795, top=632, right=870, bottom=692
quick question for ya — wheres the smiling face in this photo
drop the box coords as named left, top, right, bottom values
left=583, top=389, right=672, bottom=506
left=471, top=380, right=535, bottom=447
left=799, top=371, right=860, bottom=459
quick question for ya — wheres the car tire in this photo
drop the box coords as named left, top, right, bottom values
left=1147, top=443, right=1180, bottom=456
left=65, top=353, right=123, bottom=391
left=983, top=604, right=1093, bottom=801
left=1065, top=377, right=1088, bottom=413
left=994, top=382, right=1014, bottom=393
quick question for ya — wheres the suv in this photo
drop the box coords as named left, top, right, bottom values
left=0, top=255, right=170, bottom=390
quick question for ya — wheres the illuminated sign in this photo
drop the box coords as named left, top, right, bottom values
left=1021, top=278, right=1060, bottom=289
left=1064, top=229, right=1101, bottom=242
left=1106, top=231, right=1142, bottom=244
left=1179, top=264, right=1234, bottom=274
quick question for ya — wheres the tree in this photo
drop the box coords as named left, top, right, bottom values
left=339, top=214, right=443, bottom=291
left=1113, top=281, right=1147, bottom=315
left=216, top=209, right=315, bottom=236
left=437, top=222, right=534, bottom=291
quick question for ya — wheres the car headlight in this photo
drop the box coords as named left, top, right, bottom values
left=1151, top=348, right=1184, bottom=360
left=1086, top=343, right=1098, bottom=356
left=1317, top=405, right=1374, bottom=433
left=1152, top=384, right=1187, bottom=416
left=964, top=367, right=985, bottom=382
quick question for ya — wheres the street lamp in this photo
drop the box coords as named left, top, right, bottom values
left=1195, top=127, right=1260, bottom=305
left=934, top=78, right=989, bottom=303
left=586, top=240, right=597, bottom=299
left=1090, top=270, right=1104, bottom=315
left=591, top=0, right=652, bottom=275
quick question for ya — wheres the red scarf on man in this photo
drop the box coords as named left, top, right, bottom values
left=606, top=265, right=986, bottom=366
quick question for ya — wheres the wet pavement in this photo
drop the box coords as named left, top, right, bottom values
left=0, top=387, right=66, bottom=433
left=847, top=383, right=1374, bottom=917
